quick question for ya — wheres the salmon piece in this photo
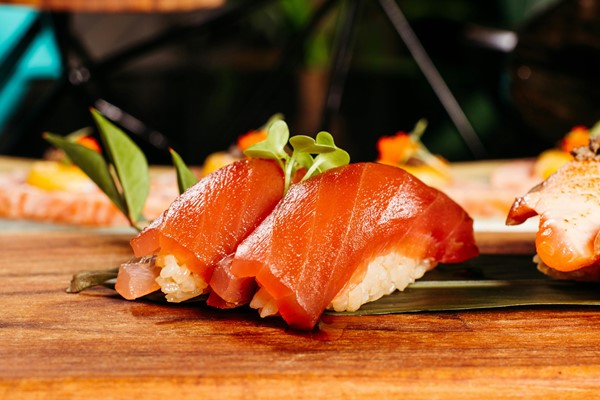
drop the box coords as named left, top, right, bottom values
left=219, top=162, right=478, bottom=330
left=506, top=159, right=600, bottom=273
left=0, top=163, right=179, bottom=227
left=117, top=159, right=284, bottom=301
left=114, top=257, right=162, bottom=300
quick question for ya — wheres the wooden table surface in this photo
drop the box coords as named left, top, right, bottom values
left=2, top=157, right=600, bottom=398
left=3, top=228, right=600, bottom=399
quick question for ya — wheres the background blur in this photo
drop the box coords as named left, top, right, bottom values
left=0, top=0, right=598, bottom=165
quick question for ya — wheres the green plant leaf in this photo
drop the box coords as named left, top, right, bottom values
left=244, top=120, right=350, bottom=193
left=294, top=152, right=315, bottom=170
left=91, top=108, right=150, bottom=224
left=43, top=132, right=127, bottom=215
left=324, top=255, right=600, bottom=316
left=67, top=255, right=600, bottom=316
left=289, top=135, right=335, bottom=154
left=66, top=268, right=119, bottom=293
left=260, top=113, right=285, bottom=131
left=169, top=148, right=198, bottom=194
left=590, top=120, right=600, bottom=137
left=65, top=127, right=94, bottom=142
left=303, top=131, right=350, bottom=179
left=243, top=119, right=290, bottom=162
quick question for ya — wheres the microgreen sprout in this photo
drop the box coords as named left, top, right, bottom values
left=244, top=120, right=350, bottom=194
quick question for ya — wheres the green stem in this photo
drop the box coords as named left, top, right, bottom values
left=283, top=154, right=296, bottom=195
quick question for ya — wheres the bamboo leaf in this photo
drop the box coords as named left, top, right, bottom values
left=66, top=266, right=207, bottom=303
left=67, top=255, right=600, bottom=316
left=66, top=268, right=119, bottom=293
left=325, top=255, right=600, bottom=315
left=43, top=133, right=127, bottom=215
left=91, top=108, right=150, bottom=223
left=169, top=148, right=198, bottom=194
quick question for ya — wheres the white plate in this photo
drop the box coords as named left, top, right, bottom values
left=473, top=216, right=538, bottom=233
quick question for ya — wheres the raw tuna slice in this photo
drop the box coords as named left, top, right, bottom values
left=116, top=158, right=284, bottom=301
left=215, top=162, right=478, bottom=330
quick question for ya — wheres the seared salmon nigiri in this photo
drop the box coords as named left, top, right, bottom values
left=115, top=158, right=284, bottom=302
left=212, top=162, right=479, bottom=330
left=506, top=135, right=600, bottom=281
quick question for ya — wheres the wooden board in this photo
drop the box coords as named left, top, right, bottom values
left=3, top=231, right=600, bottom=399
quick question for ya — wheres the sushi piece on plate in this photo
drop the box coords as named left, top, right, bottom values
left=213, top=162, right=479, bottom=330
left=115, top=158, right=284, bottom=302
left=506, top=135, right=600, bottom=281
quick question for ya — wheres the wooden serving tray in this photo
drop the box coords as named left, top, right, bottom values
left=3, top=230, right=600, bottom=399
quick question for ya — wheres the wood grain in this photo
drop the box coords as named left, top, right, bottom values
left=2, top=231, right=600, bottom=399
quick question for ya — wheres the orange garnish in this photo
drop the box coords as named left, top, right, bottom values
left=560, top=126, right=589, bottom=153
left=76, top=136, right=102, bottom=153
left=237, top=130, right=268, bottom=152
left=375, top=119, right=451, bottom=182
left=376, top=132, right=418, bottom=165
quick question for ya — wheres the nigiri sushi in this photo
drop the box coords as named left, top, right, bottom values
left=212, top=162, right=479, bottom=330
left=506, top=135, right=600, bottom=281
left=115, top=158, right=284, bottom=302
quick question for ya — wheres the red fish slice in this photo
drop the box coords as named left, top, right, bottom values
left=116, top=158, right=284, bottom=300
left=216, top=162, right=478, bottom=330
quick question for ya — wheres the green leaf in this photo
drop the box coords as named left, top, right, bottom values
left=260, top=113, right=285, bottom=131
left=590, top=120, right=600, bottom=137
left=294, top=152, right=315, bottom=170
left=243, top=119, right=290, bottom=162
left=43, top=133, right=127, bottom=215
left=303, top=131, right=350, bottom=179
left=91, top=108, right=150, bottom=224
left=325, top=255, right=600, bottom=316
left=169, top=148, right=198, bottom=194
left=68, top=255, right=600, bottom=315
left=289, top=135, right=335, bottom=154
left=309, top=148, right=350, bottom=175
left=244, top=120, right=350, bottom=194
left=65, top=127, right=94, bottom=143
left=66, top=264, right=208, bottom=303
left=66, top=268, right=119, bottom=293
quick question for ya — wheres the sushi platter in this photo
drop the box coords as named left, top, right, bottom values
left=0, top=142, right=600, bottom=399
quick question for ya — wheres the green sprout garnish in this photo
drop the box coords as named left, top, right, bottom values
left=43, top=111, right=348, bottom=230
left=244, top=120, right=350, bottom=194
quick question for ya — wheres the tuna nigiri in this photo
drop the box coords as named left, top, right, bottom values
left=212, top=162, right=478, bottom=330
left=115, top=158, right=284, bottom=302
left=506, top=135, right=600, bottom=281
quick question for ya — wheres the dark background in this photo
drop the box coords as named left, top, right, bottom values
left=1, top=0, right=599, bottom=165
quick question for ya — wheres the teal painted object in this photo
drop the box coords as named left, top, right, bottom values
left=0, top=5, right=61, bottom=133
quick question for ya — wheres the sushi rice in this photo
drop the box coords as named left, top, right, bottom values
left=155, top=253, right=208, bottom=302
left=153, top=250, right=436, bottom=313
left=328, top=252, right=436, bottom=312
left=250, top=251, right=437, bottom=317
